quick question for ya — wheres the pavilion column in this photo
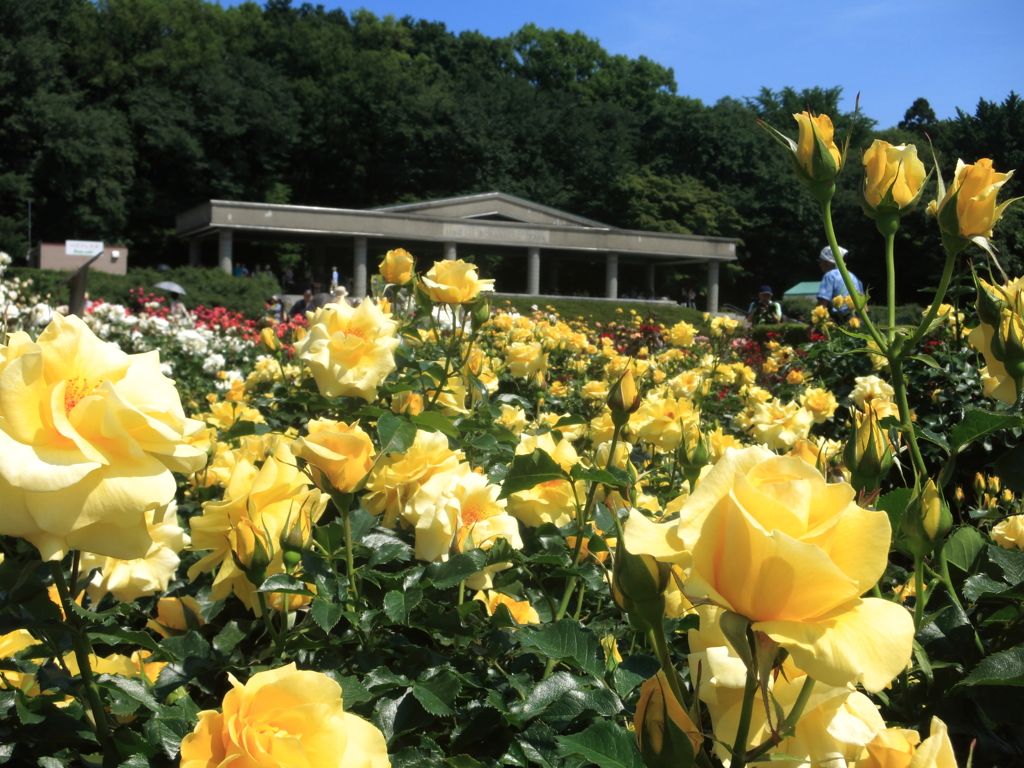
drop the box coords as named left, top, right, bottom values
left=218, top=230, right=233, bottom=275
left=707, top=260, right=720, bottom=314
left=444, top=241, right=457, bottom=261
left=527, top=246, right=540, bottom=295
left=646, top=263, right=656, bottom=295
left=353, top=236, right=368, bottom=299
left=189, top=239, right=201, bottom=267
left=605, top=253, right=619, bottom=299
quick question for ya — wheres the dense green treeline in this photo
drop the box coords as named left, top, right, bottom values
left=1, top=0, right=1021, bottom=302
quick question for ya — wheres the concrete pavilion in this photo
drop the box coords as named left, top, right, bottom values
left=176, top=192, right=738, bottom=311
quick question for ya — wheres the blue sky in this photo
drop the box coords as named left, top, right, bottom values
left=257, top=0, right=1022, bottom=129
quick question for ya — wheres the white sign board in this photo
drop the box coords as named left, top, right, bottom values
left=65, top=240, right=104, bottom=256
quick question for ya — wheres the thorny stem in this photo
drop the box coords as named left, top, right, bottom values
left=50, top=561, right=117, bottom=768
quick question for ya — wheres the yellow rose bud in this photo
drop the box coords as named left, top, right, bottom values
left=259, top=326, right=282, bottom=353
left=379, top=248, right=414, bottom=285
left=862, top=140, right=927, bottom=219
left=146, top=596, right=206, bottom=638
left=761, top=111, right=843, bottom=202
left=612, top=538, right=669, bottom=632
left=844, top=408, right=894, bottom=494
left=902, top=478, right=952, bottom=558
left=635, top=670, right=702, bottom=767
left=391, top=390, right=424, bottom=416
left=608, top=369, right=641, bottom=421
left=292, top=326, right=306, bottom=342
left=229, top=518, right=272, bottom=586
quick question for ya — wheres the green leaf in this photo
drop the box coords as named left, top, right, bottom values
left=612, top=654, right=660, bottom=696
left=571, top=464, right=628, bottom=487
left=994, top=445, right=1024, bottom=494
left=944, top=527, right=986, bottom=572
left=377, top=411, right=418, bottom=455
left=963, top=574, right=1011, bottom=601
left=335, top=675, right=372, bottom=706
left=962, top=646, right=1024, bottom=686
left=876, top=488, right=913, bottom=545
left=556, top=720, right=644, bottom=768
left=88, top=626, right=159, bottom=652
left=311, top=600, right=345, bottom=632
left=554, top=415, right=588, bottom=427
left=520, top=619, right=604, bottom=678
left=950, top=409, right=1023, bottom=452
left=258, top=574, right=315, bottom=596
left=384, top=589, right=423, bottom=624
left=97, top=673, right=162, bottom=712
left=446, top=758, right=486, bottom=768
left=412, top=668, right=462, bottom=716
left=499, top=449, right=568, bottom=499
left=908, top=354, right=942, bottom=370
left=142, top=716, right=194, bottom=759
left=221, top=419, right=272, bottom=440
left=212, top=620, right=247, bottom=655
left=411, top=410, right=460, bottom=438
left=425, top=551, right=487, bottom=589
left=987, top=544, right=1024, bottom=585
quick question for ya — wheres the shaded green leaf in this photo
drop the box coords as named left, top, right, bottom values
left=412, top=668, right=462, bottom=716
left=962, top=646, right=1024, bottom=686
left=378, top=411, right=418, bottom=455
left=384, top=589, right=423, bottom=624
left=411, top=410, right=460, bottom=438
left=425, top=551, right=487, bottom=589
left=311, top=600, right=345, bottom=632
left=995, top=445, right=1024, bottom=494
left=499, top=449, right=568, bottom=499
left=556, top=720, right=644, bottom=768
left=945, top=526, right=985, bottom=572
left=520, top=619, right=604, bottom=678
left=988, top=544, right=1024, bottom=585
left=950, top=409, right=1023, bottom=452
left=258, top=574, right=315, bottom=596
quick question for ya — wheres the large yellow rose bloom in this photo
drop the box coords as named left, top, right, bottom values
left=421, top=259, right=494, bottom=304
left=862, top=140, right=927, bottom=211
left=294, top=299, right=399, bottom=402
left=0, top=314, right=206, bottom=561
left=626, top=447, right=913, bottom=692
left=180, top=664, right=389, bottom=768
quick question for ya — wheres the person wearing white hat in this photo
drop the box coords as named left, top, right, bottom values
left=816, top=245, right=864, bottom=324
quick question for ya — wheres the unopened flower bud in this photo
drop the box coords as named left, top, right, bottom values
left=259, top=327, right=282, bottom=354
left=902, top=478, right=952, bottom=558
left=635, top=670, right=702, bottom=768
left=612, top=539, right=669, bottom=632
left=230, top=519, right=273, bottom=587
left=608, top=369, right=641, bottom=426
left=844, top=408, right=893, bottom=494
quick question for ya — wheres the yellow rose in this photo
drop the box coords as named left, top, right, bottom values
left=969, top=275, right=1024, bottom=404
left=364, top=430, right=465, bottom=527
left=505, top=341, right=547, bottom=379
left=667, top=320, right=697, bottom=347
left=474, top=590, right=540, bottom=624
left=635, top=392, right=698, bottom=452
left=294, top=299, right=399, bottom=401
left=0, top=314, right=206, bottom=561
left=799, top=387, right=839, bottom=423
left=292, top=418, right=374, bottom=493
left=421, top=259, right=494, bottom=304
left=259, top=326, right=282, bottom=353
left=0, top=629, right=43, bottom=694
left=379, top=247, right=414, bottom=285
left=505, top=432, right=581, bottom=528
left=855, top=718, right=957, bottom=768
left=81, top=503, right=188, bottom=603
left=929, top=157, right=1018, bottom=240
left=747, top=400, right=814, bottom=451
left=794, top=111, right=842, bottom=181
left=495, top=404, right=527, bottom=435
left=851, top=375, right=895, bottom=409
left=627, top=447, right=913, bottom=691
left=180, top=663, right=389, bottom=768
left=391, top=390, right=424, bottom=416
left=862, top=140, right=927, bottom=214
left=991, top=514, right=1024, bottom=550
left=188, top=439, right=328, bottom=615
left=147, top=596, right=206, bottom=638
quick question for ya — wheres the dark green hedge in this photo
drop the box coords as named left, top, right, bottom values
left=9, top=267, right=280, bottom=319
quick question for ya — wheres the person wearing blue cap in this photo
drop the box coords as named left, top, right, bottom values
left=816, top=245, right=864, bottom=324
left=746, top=285, right=782, bottom=325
